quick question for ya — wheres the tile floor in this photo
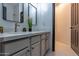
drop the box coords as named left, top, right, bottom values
left=46, top=41, right=77, bottom=56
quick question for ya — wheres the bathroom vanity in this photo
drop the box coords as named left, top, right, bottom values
left=0, top=31, right=50, bottom=56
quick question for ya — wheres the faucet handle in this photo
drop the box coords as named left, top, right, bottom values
left=15, top=22, right=20, bottom=27
left=17, top=24, right=20, bottom=27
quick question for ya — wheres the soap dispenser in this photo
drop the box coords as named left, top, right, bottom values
left=0, top=26, right=3, bottom=33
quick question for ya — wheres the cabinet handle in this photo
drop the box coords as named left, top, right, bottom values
left=27, top=50, right=30, bottom=52
left=71, top=27, right=74, bottom=29
left=32, top=47, right=34, bottom=50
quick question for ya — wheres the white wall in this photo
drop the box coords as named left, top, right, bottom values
left=55, top=4, right=71, bottom=46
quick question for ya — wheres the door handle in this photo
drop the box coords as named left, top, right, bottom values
left=27, top=50, right=30, bottom=52
left=71, top=27, right=74, bottom=29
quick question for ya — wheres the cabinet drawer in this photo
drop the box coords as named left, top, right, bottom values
left=13, top=48, right=30, bottom=56
left=31, top=42, right=40, bottom=56
left=31, top=36, right=40, bottom=44
left=4, top=38, right=29, bottom=56
left=41, top=34, right=46, bottom=40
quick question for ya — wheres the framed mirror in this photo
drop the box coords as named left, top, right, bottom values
left=2, top=3, right=24, bottom=23
left=28, top=3, right=37, bottom=25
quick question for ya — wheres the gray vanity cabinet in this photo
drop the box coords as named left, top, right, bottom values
left=0, top=32, right=50, bottom=56
left=30, top=33, right=49, bottom=56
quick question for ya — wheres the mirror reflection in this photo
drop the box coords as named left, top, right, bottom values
left=2, top=3, right=24, bottom=23
left=28, top=3, right=37, bottom=25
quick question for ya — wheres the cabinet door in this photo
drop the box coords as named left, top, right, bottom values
left=71, top=3, right=79, bottom=55
left=41, top=39, right=45, bottom=56
left=45, top=39, right=49, bottom=51
left=41, top=33, right=49, bottom=56
left=31, top=36, right=40, bottom=44
left=26, top=47, right=30, bottom=56
left=31, top=42, right=40, bottom=56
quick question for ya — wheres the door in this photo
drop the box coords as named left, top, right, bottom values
left=52, top=3, right=55, bottom=51
left=71, top=3, right=79, bottom=55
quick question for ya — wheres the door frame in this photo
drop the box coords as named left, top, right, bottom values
left=52, top=3, right=55, bottom=51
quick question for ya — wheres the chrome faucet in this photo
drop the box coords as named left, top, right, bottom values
left=15, top=22, right=20, bottom=32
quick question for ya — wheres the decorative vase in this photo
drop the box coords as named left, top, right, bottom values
left=22, top=27, right=27, bottom=32
left=29, top=28, right=32, bottom=32
left=28, top=18, right=32, bottom=32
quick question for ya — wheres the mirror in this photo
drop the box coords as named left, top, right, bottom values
left=2, top=3, right=24, bottom=23
left=28, top=3, right=37, bottom=25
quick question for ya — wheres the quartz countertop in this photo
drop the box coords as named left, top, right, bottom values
left=0, top=31, right=50, bottom=42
